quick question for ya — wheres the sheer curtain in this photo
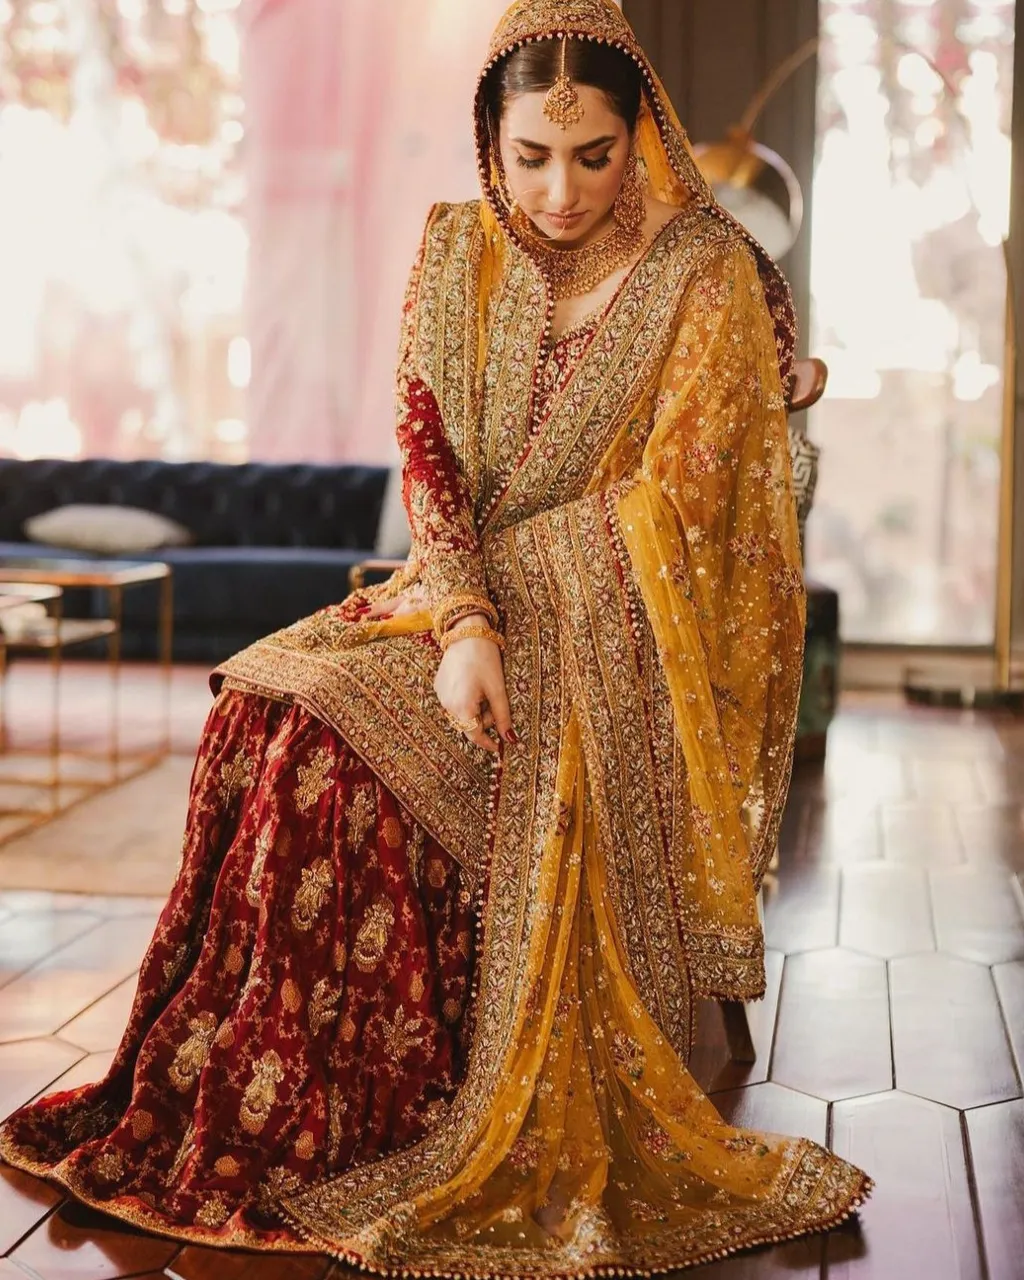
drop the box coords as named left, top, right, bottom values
left=244, top=0, right=511, bottom=463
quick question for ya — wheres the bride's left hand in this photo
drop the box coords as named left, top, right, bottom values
left=362, top=583, right=428, bottom=619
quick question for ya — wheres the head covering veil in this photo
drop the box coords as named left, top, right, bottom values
left=474, top=0, right=797, bottom=383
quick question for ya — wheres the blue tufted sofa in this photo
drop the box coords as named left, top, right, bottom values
left=0, top=458, right=389, bottom=663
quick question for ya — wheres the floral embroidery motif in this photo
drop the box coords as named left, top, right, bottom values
left=610, top=1028, right=647, bottom=1081
left=168, top=1012, right=219, bottom=1093
left=194, top=1192, right=231, bottom=1228
left=376, top=1006, right=428, bottom=1063
left=245, top=824, right=273, bottom=908
left=217, top=749, right=255, bottom=802
left=240, top=1050, right=285, bottom=1135
left=346, top=782, right=377, bottom=847
left=294, top=746, right=336, bottom=812
left=353, top=897, right=396, bottom=973
left=328, top=1084, right=348, bottom=1162
left=309, top=977, right=341, bottom=1036
left=92, top=1148, right=125, bottom=1182
left=507, top=1130, right=545, bottom=1172
left=291, top=858, right=334, bottom=932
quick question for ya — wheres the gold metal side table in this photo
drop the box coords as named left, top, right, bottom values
left=0, top=560, right=173, bottom=832
left=0, top=584, right=62, bottom=754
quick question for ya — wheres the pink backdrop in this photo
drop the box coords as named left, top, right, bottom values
left=243, top=0, right=512, bottom=463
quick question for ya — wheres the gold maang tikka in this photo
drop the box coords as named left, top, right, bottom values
left=543, top=35, right=585, bottom=129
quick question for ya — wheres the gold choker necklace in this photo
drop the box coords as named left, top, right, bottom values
left=511, top=208, right=645, bottom=301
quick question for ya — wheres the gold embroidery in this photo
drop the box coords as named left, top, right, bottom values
left=92, top=1148, right=124, bottom=1182
left=245, top=824, right=273, bottom=908
left=291, top=858, right=334, bottom=933
left=168, top=1012, right=218, bottom=1093
left=610, top=1028, right=647, bottom=1081
left=218, top=749, right=256, bottom=802
left=130, top=1110, right=153, bottom=1141
left=345, top=782, right=377, bottom=848
left=327, top=1084, right=347, bottom=1162
left=382, top=815, right=405, bottom=849
left=309, top=977, right=341, bottom=1036
left=194, top=1192, right=231, bottom=1229
left=281, top=979, right=303, bottom=1015
left=294, top=746, right=336, bottom=813
left=166, top=1121, right=195, bottom=1183
left=240, top=1050, right=285, bottom=1136
left=353, top=897, right=395, bottom=973
left=376, top=1005, right=428, bottom=1063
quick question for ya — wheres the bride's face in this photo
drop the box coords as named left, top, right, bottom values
left=498, top=86, right=634, bottom=247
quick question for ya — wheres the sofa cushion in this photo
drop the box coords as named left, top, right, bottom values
left=24, top=505, right=192, bottom=554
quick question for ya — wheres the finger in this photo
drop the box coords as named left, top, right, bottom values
left=480, top=706, right=496, bottom=731
left=365, top=598, right=396, bottom=618
left=463, top=721, right=499, bottom=754
left=483, top=676, right=515, bottom=741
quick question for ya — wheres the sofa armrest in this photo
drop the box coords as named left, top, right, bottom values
left=348, top=558, right=408, bottom=592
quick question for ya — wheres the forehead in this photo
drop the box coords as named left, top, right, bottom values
left=500, top=85, right=626, bottom=147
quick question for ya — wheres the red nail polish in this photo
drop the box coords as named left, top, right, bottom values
left=506, top=729, right=520, bottom=745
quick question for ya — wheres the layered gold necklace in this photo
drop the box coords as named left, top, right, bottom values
left=511, top=207, right=645, bottom=301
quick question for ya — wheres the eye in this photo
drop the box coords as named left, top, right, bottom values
left=580, top=154, right=612, bottom=172
left=515, top=155, right=546, bottom=170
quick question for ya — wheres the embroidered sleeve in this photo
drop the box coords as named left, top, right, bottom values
left=396, top=224, right=495, bottom=638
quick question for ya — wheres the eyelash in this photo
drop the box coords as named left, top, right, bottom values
left=515, top=155, right=612, bottom=172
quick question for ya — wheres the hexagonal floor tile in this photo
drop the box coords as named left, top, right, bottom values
left=890, top=953, right=1020, bottom=1109
left=839, top=864, right=934, bottom=958
left=965, top=1098, right=1024, bottom=1280
left=770, top=950, right=891, bottom=1102
left=930, top=866, right=1024, bottom=964
left=829, top=1091, right=984, bottom=1280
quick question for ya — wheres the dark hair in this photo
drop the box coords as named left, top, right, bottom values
left=483, top=38, right=643, bottom=134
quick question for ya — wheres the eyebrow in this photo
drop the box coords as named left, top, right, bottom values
left=511, top=135, right=618, bottom=153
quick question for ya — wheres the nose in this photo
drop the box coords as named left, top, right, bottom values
left=547, top=161, right=578, bottom=211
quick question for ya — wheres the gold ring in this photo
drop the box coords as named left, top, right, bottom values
left=449, top=712, right=481, bottom=734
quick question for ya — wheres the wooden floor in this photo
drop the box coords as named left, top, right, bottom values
left=0, top=669, right=1022, bottom=1278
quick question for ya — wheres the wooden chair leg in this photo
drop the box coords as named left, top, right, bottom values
left=720, top=1000, right=757, bottom=1064
left=717, top=883, right=764, bottom=1064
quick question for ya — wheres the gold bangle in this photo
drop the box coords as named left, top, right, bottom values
left=434, top=592, right=499, bottom=637
left=439, top=624, right=506, bottom=653
left=441, top=603, right=493, bottom=632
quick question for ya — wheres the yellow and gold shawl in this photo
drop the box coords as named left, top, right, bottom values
left=215, top=0, right=870, bottom=1270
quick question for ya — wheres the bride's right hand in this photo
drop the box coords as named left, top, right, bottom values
left=434, top=613, right=517, bottom=755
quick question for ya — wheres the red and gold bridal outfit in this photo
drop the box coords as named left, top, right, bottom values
left=0, top=0, right=872, bottom=1272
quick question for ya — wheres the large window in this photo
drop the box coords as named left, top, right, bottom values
left=807, top=0, right=1014, bottom=645
left=0, top=0, right=245, bottom=462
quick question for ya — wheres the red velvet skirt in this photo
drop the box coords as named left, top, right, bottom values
left=0, top=690, right=477, bottom=1245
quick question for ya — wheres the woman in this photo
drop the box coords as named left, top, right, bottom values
left=0, top=0, right=872, bottom=1271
